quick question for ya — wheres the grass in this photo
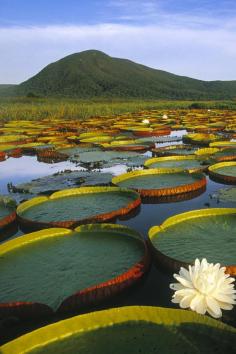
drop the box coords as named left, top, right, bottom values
left=1, top=97, right=236, bottom=122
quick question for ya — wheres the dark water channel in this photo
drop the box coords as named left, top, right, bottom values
left=0, top=151, right=235, bottom=345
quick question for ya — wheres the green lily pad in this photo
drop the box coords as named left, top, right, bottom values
left=11, top=171, right=113, bottom=194
left=149, top=208, right=236, bottom=269
left=144, top=156, right=206, bottom=171
left=1, top=306, right=235, bottom=354
left=212, top=187, right=236, bottom=203
left=152, top=145, right=197, bottom=156
left=58, top=146, right=98, bottom=157
left=17, top=187, right=140, bottom=228
left=0, top=196, right=16, bottom=222
left=72, top=150, right=141, bottom=163
left=0, top=225, right=147, bottom=312
left=113, top=170, right=205, bottom=191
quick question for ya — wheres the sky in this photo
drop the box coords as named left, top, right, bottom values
left=0, top=0, right=236, bottom=83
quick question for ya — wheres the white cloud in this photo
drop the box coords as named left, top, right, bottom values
left=0, top=22, right=236, bottom=83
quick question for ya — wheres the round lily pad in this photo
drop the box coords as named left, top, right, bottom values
left=144, top=155, right=207, bottom=172
left=210, top=141, right=236, bottom=148
left=1, top=306, right=235, bottom=353
left=212, top=187, right=236, bottom=203
left=211, top=148, right=236, bottom=162
left=152, top=144, right=197, bottom=157
left=17, top=187, right=141, bottom=231
left=75, top=150, right=140, bottom=163
left=208, top=162, right=236, bottom=184
left=149, top=208, right=236, bottom=275
left=194, top=147, right=220, bottom=156
left=0, top=196, right=16, bottom=231
left=0, top=224, right=149, bottom=318
left=112, top=169, right=206, bottom=197
left=11, top=171, right=113, bottom=195
left=183, top=133, right=221, bottom=146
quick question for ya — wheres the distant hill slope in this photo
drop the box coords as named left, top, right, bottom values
left=2, top=50, right=236, bottom=99
left=0, top=84, right=17, bottom=96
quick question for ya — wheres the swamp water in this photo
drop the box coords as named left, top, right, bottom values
left=0, top=144, right=236, bottom=343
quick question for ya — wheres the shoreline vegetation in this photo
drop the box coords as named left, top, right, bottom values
left=1, top=97, right=236, bottom=121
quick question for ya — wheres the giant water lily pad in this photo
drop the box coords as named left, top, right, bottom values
left=210, top=140, right=236, bottom=148
left=0, top=225, right=149, bottom=317
left=183, top=133, right=222, bottom=146
left=1, top=306, right=235, bottom=353
left=11, top=171, right=113, bottom=194
left=0, top=135, right=28, bottom=143
left=112, top=169, right=206, bottom=197
left=70, top=150, right=147, bottom=169
left=0, top=196, right=16, bottom=230
left=144, top=155, right=207, bottom=172
left=212, top=148, right=236, bottom=162
left=212, top=187, right=236, bottom=203
left=139, top=135, right=182, bottom=144
left=17, top=187, right=141, bottom=230
left=149, top=208, right=236, bottom=275
left=58, top=146, right=98, bottom=157
left=152, top=144, right=197, bottom=157
left=208, top=162, right=236, bottom=184
left=73, top=150, right=140, bottom=163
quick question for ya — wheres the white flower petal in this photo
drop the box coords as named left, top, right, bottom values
left=206, top=307, right=222, bottom=318
left=174, top=275, right=193, bottom=288
left=179, top=267, right=191, bottom=281
left=216, top=301, right=234, bottom=311
left=169, top=283, right=184, bottom=291
left=190, top=294, right=202, bottom=311
left=213, top=293, right=236, bottom=304
left=195, top=296, right=207, bottom=315
left=175, top=289, right=196, bottom=297
left=170, top=258, right=236, bottom=319
left=206, top=296, right=222, bottom=318
left=180, top=295, right=195, bottom=309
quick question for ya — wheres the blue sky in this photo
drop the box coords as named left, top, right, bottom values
left=0, top=0, right=236, bottom=83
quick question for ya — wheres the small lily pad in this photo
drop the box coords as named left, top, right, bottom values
left=212, top=187, right=236, bottom=203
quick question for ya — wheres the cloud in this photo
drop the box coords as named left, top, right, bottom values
left=106, top=0, right=236, bottom=28
left=0, top=22, right=236, bottom=83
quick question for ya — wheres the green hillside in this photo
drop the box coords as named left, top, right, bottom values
left=3, top=50, right=236, bottom=99
left=0, top=84, right=17, bottom=97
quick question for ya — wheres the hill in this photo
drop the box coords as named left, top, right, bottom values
left=2, top=50, right=236, bottom=99
left=0, top=84, right=17, bottom=97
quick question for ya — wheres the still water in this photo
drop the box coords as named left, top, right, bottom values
left=0, top=151, right=235, bottom=344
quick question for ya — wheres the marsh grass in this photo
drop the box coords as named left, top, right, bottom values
left=0, top=97, right=236, bottom=122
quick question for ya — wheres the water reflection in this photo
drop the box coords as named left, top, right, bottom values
left=0, top=156, right=85, bottom=194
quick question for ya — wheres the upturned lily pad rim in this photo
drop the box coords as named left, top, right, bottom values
left=1, top=305, right=236, bottom=354
left=17, top=186, right=141, bottom=230
left=149, top=208, right=236, bottom=276
left=194, top=147, right=220, bottom=156
left=0, top=211, right=16, bottom=230
left=208, top=161, right=236, bottom=184
left=0, top=224, right=150, bottom=318
left=0, top=199, right=16, bottom=229
left=144, top=155, right=207, bottom=172
left=112, top=169, right=207, bottom=197
left=151, top=144, right=197, bottom=156
left=210, top=141, right=236, bottom=147
left=208, top=161, right=236, bottom=172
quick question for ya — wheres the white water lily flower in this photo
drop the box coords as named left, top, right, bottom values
left=142, top=119, right=150, bottom=124
left=170, top=258, right=236, bottom=318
